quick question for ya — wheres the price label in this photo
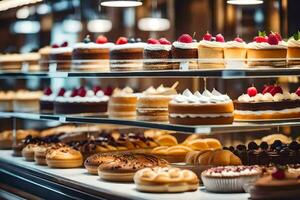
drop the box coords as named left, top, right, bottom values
left=180, top=62, right=189, bottom=71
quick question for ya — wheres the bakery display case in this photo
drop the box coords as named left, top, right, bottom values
left=1, top=0, right=300, bottom=200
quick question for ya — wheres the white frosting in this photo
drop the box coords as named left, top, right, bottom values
left=110, top=43, right=146, bottom=51
left=144, top=44, right=172, bottom=51
left=247, top=41, right=287, bottom=49
left=199, top=40, right=225, bottom=48
left=170, top=113, right=233, bottom=118
left=55, top=90, right=109, bottom=103
left=73, top=42, right=114, bottom=49
left=237, top=92, right=299, bottom=103
left=172, top=41, right=199, bottom=49
left=40, top=94, right=56, bottom=101
left=206, top=168, right=259, bottom=177
left=234, top=107, right=300, bottom=115
left=50, top=47, right=73, bottom=54
left=226, top=41, right=247, bottom=48
left=171, top=89, right=231, bottom=104
left=287, top=38, right=300, bottom=48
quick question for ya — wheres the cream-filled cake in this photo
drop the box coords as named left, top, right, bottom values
left=40, top=87, right=66, bottom=114
left=13, top=90, right=42, bottom=113
left=0, top=54, right=23, bottom=71
left=287, top=31, right=300, bottom=67
left=234, top=85, right=300, bottom=121
left=49, top=42, right=72, bottom=71
left=38, top=46, right=51, bottom=71
left=169, top=89, right=234, bottom=125
left=224, top=36, right=247, bottom=68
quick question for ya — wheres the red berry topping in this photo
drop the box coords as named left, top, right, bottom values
left=58, top=88, right=66, bottom=96
left=178, top=34, right=193, bottom=43
left=270, top=85, right=283, bottom=96
left=104, top=86, right=113, bottom=96
left=275, top=32, right=282, bottom=41
left=96, top=35, right=108, bottom=44
left=51, top=44, right=59, bottom=48
left=203, top=32, right=212, bottom=41
left=216, top=34, right=225, bottom=42
left=93, top=86, right=102, bottom=94
left=268, top=33, right=279, bottom=45
left=295, top=87, right=300, bottom=96
left=262, top=85, right=274, bottom=94
left=43, top=87, right=52, bottom=96
left=147, top=38, right=160, bottom=44
left=78, top=87, right=87, bottom=97
left=61, top=41, right=68, bottom=47
left=271, top=169, right=285, bottom=180
left=247, top=86, right=257, bottom=97
left=254, top=36, right=268, bottom=43
left=71, top=89, right=78, bottom=97
left=158, top=38, right=171, bottom=45
left=116, top=37, right=128, bottom=45
left=234, top=36, right=244, bottom=43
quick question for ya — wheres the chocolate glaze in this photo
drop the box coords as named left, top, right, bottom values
left=54, top=101, right=108, bottom=114
left=143, top=49, right=171, bottom=59
left=40, top=100, right=54, bottom=114
left=234, top=100, right=300, bottom=111
left=110, top=48, right=143, bottom=60
left=171, top=46, right=198, bottom=59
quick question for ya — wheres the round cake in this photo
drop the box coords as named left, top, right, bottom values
left=234, top=85, right=300, bottom=121
left=169, top=88, right=234, bottom=125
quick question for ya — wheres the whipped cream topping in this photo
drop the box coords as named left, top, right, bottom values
left=203, top=166, right=260, bottom=177
left=143, top=83, right=178, bottom=96
left=171, top=89, right=231, bottom=104
left=247, top=41, right=287, bottom=49
left=55, top=90, right=109, bottom=103
left=226, top=41, right=247, bottom=48
left=237, top=92, right=300, bottom=103
left=112, top=87, right=139, bottom=97
left=199, top=40, right=225, bottom=48
left=73, top=42, right=114, bottom=49
left=144, top=44, right=172, bottom=51
left=287, top=38, right=300, bottom=48
left=172, top=41, right=199, bottom=49
left=50, top=47, right=73, bottom=54
left=0, top=91, right=15, bottom=99
left=110, top=43, right=146, bottom=51
left=40, top=93, right=57, bottom=101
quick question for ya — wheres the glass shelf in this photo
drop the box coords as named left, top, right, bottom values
left=0, top=112, right=299, bottom=134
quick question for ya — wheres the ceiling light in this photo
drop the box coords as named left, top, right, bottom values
left=62, top=19, right=82, bottom=33
left=227, top=0, right=263, bottom=5
left=138, top=17, right=170, bottom=31
left=11, top=21, right=41, bottom=34
left=100, top=0, right=142, bottom=7
left=87, top=19, right=112, bottom=33
left=36, top=4, right=51, bottom=15
left=16, top=6, right=30, bottom=19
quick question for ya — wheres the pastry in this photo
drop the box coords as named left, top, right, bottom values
left=143, top=38, right=173, bottom=70
left=22, top=52, right=41, bottom=71
left=198, top=32, right=225, bottom=68
left=201, top=165, right=261, bottom=193
left=40, top=87, right=65, bottom=114
left=287, top=31, right=300, bottom=67
left=154, top=134, right=178, bottom=146
left=49, top=42, right=72, bottom=71
left=171, top=34, right=198, bottom=69
left=22, top=143, right=39, bottom=161
left=0, top=54, right=23, bottom=71
left=97, top=153, right=169, bottom=182
left=137, top=82, right=178, bottom=122
left=0, top=91, right=14, bottom=111
left=151, top=145, right=193, bottom=163
left=261, top=133, right=292, bottom=145
left=84, top=152, right=120, bottom=175
left=54, top=86, right=109, bottom=115
left=13, top=90, right=42, bottom=113
left=0, top=129, right=39, bottom=150
left=169, top=89, right=234, bottom=125
left=72, top=35, right=114, bottom=71
left=46, top=147, right=83, bottom=168
left=234, top=85, right=300, bottom=121
left=38, top=46, right=51, bottom=71
left=108, top=87, right=138, bottom=119
left=34, top=143, right=66, bottom=165
left=224, top=36, right=247, bottom=68
left=134, top=167, right=199, bottom=193
left=110, top=37, right=145, bottom=71
left=247, top=31, right=287, bottom=68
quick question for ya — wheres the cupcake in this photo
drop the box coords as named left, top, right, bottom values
left=287, top=31, right=300, bottom=67
left=201, top=165, right=261, bottom=193
left=72, top=35, right=114, bottom=71
left=143, top=38, right=173, bottom=70
left=224, top=36, right=247, bottom=68
left=247, top=31, right=287, bottom=68
left=198, top=32, right=225, bottom=68
left=171, top=34, right=199, bottom=69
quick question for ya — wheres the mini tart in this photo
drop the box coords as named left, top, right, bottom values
left=201, top=165, right=261, bottom=193
left=97, top=153, right=169, bottom=182
left=46, top=147, right=83, bottom=168
left=22, top=144, right=40, bottom=161
left=134, top=167, right=199, bottom=193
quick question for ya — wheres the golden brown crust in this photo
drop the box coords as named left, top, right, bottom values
left=137, top=96, right=172, bottom=108
left=169, top=102, right=234, bottom=114
left=224, top=48, right=247, bottom=59
left=46, top=147, right=83, bottom=168
left=234, top=112, right=300, bottom=121
left=84, top=152, right=118, bottom=175
left=247, top=49, right=287, bottom=59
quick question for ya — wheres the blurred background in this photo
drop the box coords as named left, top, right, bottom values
left=0, top=0, right=300, bottom=53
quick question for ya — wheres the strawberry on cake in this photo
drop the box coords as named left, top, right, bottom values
left=247, top=31, right=287, bottom=68
left=143, top=38, right=173, bottom=70
left=234, top=85, right=300, bottom=121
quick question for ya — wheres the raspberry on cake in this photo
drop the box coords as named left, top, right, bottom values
left=110, top=37, right=146, bottom=71
left=169, top=88, right=234, bottom=125
left=49, top=42, right=72, bottom=71
left=198, top=32, right=225, bottom=68
left=143, top=38, right=173, bottom=70
left=39, top=87, right=62, bottom=114
left=234, top=85, right=300, bottom=121
left=72, top=35, right=114, bottom=71
left=287, top=31, right=300, bottom=67
left=247, top=31, right=287, bottom=68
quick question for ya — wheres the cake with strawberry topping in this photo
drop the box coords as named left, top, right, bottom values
left=53, top=86, right=110, bottom=115
left=224, top=36, right=247, bottom=65
left=198, top=32, right=225, bottom=68
left=287, top=31, right=300, bottom=67
left=168, top=88, right=234, bottom=125
left=143, top=38, right=173, bottom=70
left=110, top=37, right=146, bottom=71
left=171, top=34, right=199, bottom=69
left=40, top=87, right=65, bottom=114
left=234, top=85, right=300, bottom=121
left=49, top=42, right=72, bottom=71
left=72, top=35, right=114, bottom=71
left=247, top=31, right=287, bottom=68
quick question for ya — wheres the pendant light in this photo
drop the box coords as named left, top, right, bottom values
left=227, top=0, right=263, bottom=5
left=100, top=0, right=142, bottom=7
